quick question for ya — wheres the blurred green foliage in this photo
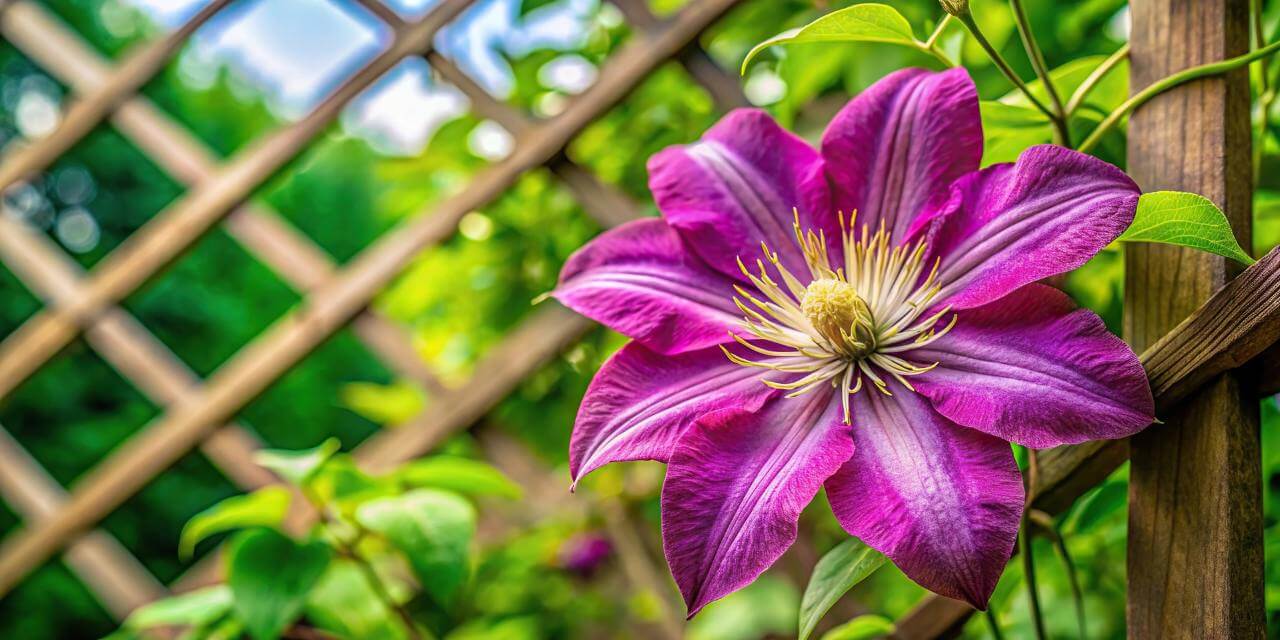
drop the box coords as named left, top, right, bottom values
left=0, top=0, right=1279, bottom=638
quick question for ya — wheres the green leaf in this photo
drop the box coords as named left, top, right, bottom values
left=254, top=438, right=340, bottom=486
left=1001, top=55, right=1130, bottom=113
left=311, top=456, right=397, bottom=513
left=980, top=101, right=1053, bottom=166
left=306, top=559, right=411, bottom=640
left=798, top=538, right=886, bottom=640
left=1119, top=191, right=1256, bottom=265
left=819, top=614, right=896, bottom=640
left=395, top=456, right=523, bottom=499
left=121, top=586, right=232, bottom=630
left=355, top=489, right=476, bottom=607
left=179, top=486, right=292, bottom=558
left=1069, top=480, right=1128, bottom=533
left=227, top=529, right=332, bottom=640
left=742, top=4, right=921, bottom=74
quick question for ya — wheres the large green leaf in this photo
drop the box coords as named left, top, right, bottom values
left=179, top=486, right=292, bottom=558
left=798, top=538, right=886, bottom=640
left=306, top=559, right=412, bottom=640
left=227, top=529, right=332, bottom=640
left=820, top=614, right=896, bottom=640
left=395, top=456, right=523, bottom=499
left=742, top=4, right=922, bottom=74
left=254, top=438, right=340, bottom=486
left=121, top=585, right=233, bottom=631
left=355, top=488, right=477, bottom=607
left=1119, top=191, right=1256, bottom=265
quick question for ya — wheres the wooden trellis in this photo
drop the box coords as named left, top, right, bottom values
left=0, top=0, right=1278, bottom=638
left=0, top=0, right=743, bottom=635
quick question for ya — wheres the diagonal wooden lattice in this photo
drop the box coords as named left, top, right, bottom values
left=0, top=0, right=743, bottom=634
left=0, top=0, right=1277, bottom=637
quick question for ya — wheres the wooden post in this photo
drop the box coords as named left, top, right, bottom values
left=1126, top=0, right=1264, bottom=636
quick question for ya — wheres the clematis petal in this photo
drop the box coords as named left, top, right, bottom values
left=825, top=385, right=1022, bottom=609
left=917, top=144, right=1139, bottom=309
left=554, top=218, right=742, bottom=354
left=662, top=390, right=853, bottom=616
left=821, top=67, right=982, bottom=243
left=571, top=341, right=778, bottom=484
left=648, top=108, right=835, bottom=280
left=911, top=284, right=1154, bottom=448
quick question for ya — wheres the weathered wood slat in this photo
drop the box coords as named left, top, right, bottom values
left=0, top=0, right=449, bottom=396
left=609, top=0, right=750, bottom=111
left=1125, top=1, right=1263, bottom=636
left=0, top=215, right=278, bottom=490
left=0, top=0, right=743, bottom=597
left=0, top=426, right=165, bottom=619
left=892, top=245, right=1280, bottom=638
left=0, top=0, right=474, bottom=401
left=0, top=0, right=234, bottom=190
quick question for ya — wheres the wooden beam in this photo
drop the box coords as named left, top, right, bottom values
left=0, top=426, right=165, bottom=619
left=424, top=51, right=644, bottom=229
left=608, top=0, right=750, bottom=111
left=892, top=244, right=1280, bottom=637
left=0, top=0, right=449, bottom=397
left=0, top=0, right=234, bottom=190
left=1125, top=0, right=1263, bottom=636
left=0, top=215, right=278, bottom=491
left=0, top=0, right=473, bottom=401
left=0, top=0, right=743, bottom=597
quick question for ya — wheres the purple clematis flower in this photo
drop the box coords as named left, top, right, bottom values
left=553, top=68, right=1154, bottom=614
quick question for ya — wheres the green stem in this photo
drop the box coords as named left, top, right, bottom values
left=1065, top=43, right=1129, bottom=116
left=1020, top=524, right=1048, bottom=640
left=916, top=16, right=958, bottom=69
left=984, top=609, right=1006, bottom=640
left=953, top=12, right=1056, bottom=121
left=1030, top=510, right=1087, bottom=639
left=1079, top=38, right=1280, bottom=153
left=925, top=13, right=954, bottom=49
left=1253, top=0, right=1270, bottom=93
left=304, top=489, right=426, bottom=640
left=1008, top=0, right=1070, bottom=144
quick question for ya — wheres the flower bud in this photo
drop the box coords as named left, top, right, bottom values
left=939, top=0, right=969, bottom=16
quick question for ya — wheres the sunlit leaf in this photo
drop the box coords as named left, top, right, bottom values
left=1119, top=191, right=1256, bottom=265
left=742, top=4, right=922, bottom=74
left=819, top=614, right=896, bottom=640
left=227, top=529, right=331, bottom=640
left=355, top=489, right=477, bottom=607
left=179, top=486, right=292, bottom=558
left=798, top=538, right=886, bottom=640
left=121, top=586, right=232, bottom=631
left=1069, top=480, right=1128, bottom=533
left=254, top=438, right=341, bottom=486
left=395, top=456, right=523, bottom=499
left=306, top=559, right=411, bottom=640
left=311, top=456, right=397, bottom=513
left=980, top=101, right=1052, bottom=166
left=340, top=380, right=425, bottom=426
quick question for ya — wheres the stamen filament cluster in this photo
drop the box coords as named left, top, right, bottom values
left=723, top=210, right=957, bottom=423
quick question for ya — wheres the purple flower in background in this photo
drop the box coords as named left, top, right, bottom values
left=559, top=533, right=614, bottom=577
left=553, top=68, right=1154, bottom=614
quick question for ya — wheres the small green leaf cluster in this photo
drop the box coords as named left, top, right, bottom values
left=107, top=439, right=521, bottom=640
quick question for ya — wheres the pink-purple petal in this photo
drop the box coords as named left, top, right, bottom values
left=825, top=385, right=1022, bottom=609
left=918, top=144, right=1139, bottom=309
left=648, top=109, right=836, bottom=279
left=911, top=284, right=1154, bottom=448
left=821, top=67, right=983, bottom=243
left=570, top=341, right=777, bottom=485
left=662, top=391, right=852, bottom=616
left=554, top=218, right=742, bottom=355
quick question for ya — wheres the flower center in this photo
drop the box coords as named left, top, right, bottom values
left=722, top=210, right=957, bottom=423
left=800, top=278, right=875, bottom=360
